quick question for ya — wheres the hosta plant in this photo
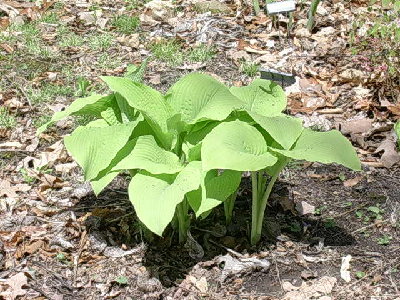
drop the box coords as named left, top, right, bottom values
left=38, top=71, right=246, bottom=244
left=201, top=79, right=361, bottom=245
left=39, top=69, right=360, bottom=246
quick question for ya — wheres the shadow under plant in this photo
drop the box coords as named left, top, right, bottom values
left=72, top=165, right=363, bottom=289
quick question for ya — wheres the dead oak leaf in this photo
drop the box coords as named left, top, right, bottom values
left=343, top=176, right=363, bottom=187
left=15, top=240, right=45, bottom=259
left=375, top=137, right=400, bottom=168
left=0, top=179, right=18, bottom=199
left=2, top=272, right=29, bottom=300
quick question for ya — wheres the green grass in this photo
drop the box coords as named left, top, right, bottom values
left=125, top=0, right=152, bottom=10
left=56, top=25, right=70, bottom=36
left=0, top=107, right=16, bottom=128
left=97, top=53, right=122, bottom=70
left=3, top=22, right=56, bottom=59
left=58, top=32, right=85, bottom=48
left=112, top=15, right=140, bottom=34
left=188, top=44, right=216, bottom=62
left=25, top=40, right=55, bottom=59
left=33, top=114, right=51, bottom=129
left=151, top=41, right=217, bottom=66
left=40, top=12, right=59, bottom=24
left=11, top=23, right=40, bottom=39
left=88, top=33, right=114, bottom=51
left=151, top=39, right=184, bottom=66
left=240, top=61, right=260, bottom=77
left=27, top=84, right=74, bottom=105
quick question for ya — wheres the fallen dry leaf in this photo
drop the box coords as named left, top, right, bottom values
left=15, top=240, right=45, bottom=259
left=39, top=173, right=66, bottom=192
left=148, top=74, right=161, bottom=85
left=0, top=43, right=14, bottom=53
left=283, top=276, right=337, bottom=300
left=343, top=176, right=363, bottom=187
left=375, top=136, right=400, bottom=168
left=2, top=272, right=29, bottom=300
left=341, top=118, right=373, bottom=135
left=340, top=255, right=352, bottom=283
left=0, top=179, right=19, bottom=199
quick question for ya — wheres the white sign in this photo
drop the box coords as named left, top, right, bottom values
left=266, top=0, right=296, bottom=15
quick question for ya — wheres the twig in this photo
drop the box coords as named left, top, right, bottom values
left=73, top=230, right=87, bottom=285
left=317, top=108, right=343, bottom=114
left=15, top=84, right=33, bottom=108
left=332, top=202, right=368, bottom=218
left=107, top=211, right=135, bottom=223
left=389, top=273, right=399, bottom=294
left=353, top=219, right=389, bottom=234
left=273, top=255, right=284, bottom=292
left=208, top=239, right=244, bottom=258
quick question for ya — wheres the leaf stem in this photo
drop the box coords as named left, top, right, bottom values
left=307, top=0, right=321, bottom=32
left=250, top=171, right=259, bottom=245
left=251, top=159, right=289, bottom=245
left=176, top=198, right=189, bottom=244
left=224, top=190, right=238, bottom=225
left=253, top=0, right=260, bottom=15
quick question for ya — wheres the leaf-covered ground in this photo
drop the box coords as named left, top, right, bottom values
left=1, top=0, right=399, bottom=299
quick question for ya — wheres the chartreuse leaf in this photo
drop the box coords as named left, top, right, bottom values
left=115, top=93, right=138, bottom=123
left=230, top=79, right=286, bottom=116
left=249, top=112, right=304, bottom=149
left=395, top=122, right=400, bottom=142
left=91, top=171, right=120, bottom=196
left=100, top=101, right=123, bottom=125
left=273, top=129, right=361, bottom=171
left=64, top=122, right=137, bottom=181
left=166, top=73, right=243, bottom=125
left=88, top=119, right=160, bottom=195
left=201, top=120, right=278, bottom=171
left=182, top=121, right=219, bottom=161
left=125, top=58, right=148, bottom=83
left=112, top=135, right=183, bottom=174
left=37, top=94, right=115, bottom=134
left=85, top=119, right=109, bottom=127
left=129, top=161, right=202, bottom=236
left=101, top=76, right=175, bottom=148
left=187, top=169, right=242, bottom=217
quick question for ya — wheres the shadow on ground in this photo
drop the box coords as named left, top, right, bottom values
left=70, top=177, right=356, bottom=288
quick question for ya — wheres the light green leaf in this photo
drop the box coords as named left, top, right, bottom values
left=201, top=120, right=278, bottom=171
left=187, top=170, right=241, bottom=217
left=125, top=58, right=148, bottom=83
left=113, top=135, right=183, bottom=174
left=129, top=161, right=202, bottom=236
left=166, top=73, right=243, bottom=124
left=87, top=119, right=156, bottom=195
left=101, top=76, right=175, bottom=148
left=273, top=129, right=361, bottom=171
left=85, top=119, right=110, bottom=127
left=90, top=171, right=119, bottom=196
left=395, top=122, right=400, bottom=142
left=64, top=122, right=137, bottom=181
left=37, top=94, right=114, bottom=134
left=182, top=121, right=219, bottom=161
left=115, top=93, right=138, bottom=123
left=101, top=104, right=122, bottom=125
left=230, top=79, right=286, bottom=116
left=249, top=112, right=303, bottom=149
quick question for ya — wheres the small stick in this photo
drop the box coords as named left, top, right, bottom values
left=208, top=239, right=245, bottom=258
left=353, top=219, right=389, bottom=234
